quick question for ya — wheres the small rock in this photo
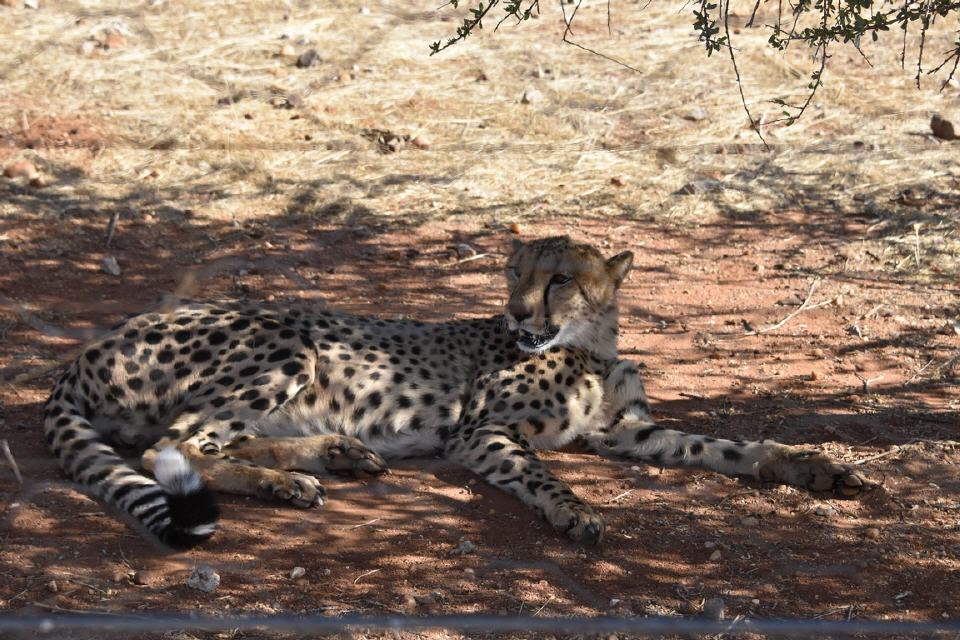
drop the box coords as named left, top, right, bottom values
left=132, top=570, right=151, bottom=586
left=709, top=550, right=722, bottom=561
left=296, top=49, right=320, bottom=68
left=864, top=527, right=881, bottom=540
left=454, top=243, right=477, bottom=258
left=28, top=176, right=46, bottom=189
left=410, top=134, right=431, bottom=149
left=322, top=568, right=332, bottom=576
left=740, top=516, right=759, bottom=527
left=814, top=504, right=836, bottom=517
left=520, top=88, right=543, bottom=104
left=509, top=222, right=521, bottom=234
left=610, top=176, right=627, bottom=187
left=931, top=114, right=958, bottom=140
left=943, top=319, right=960, bottom=336
left=675, top=179, right=723, bottom=195
left=46, top=579, right=58, bottom=593
left=414, top=591, right=440, bottom=605
left=751, top=598, right=760, bottom=605
left=102, top=31, right=126, bottom=50
left=808, top=371, right=819, bottom=381
left=609, top=598, right=622, bottom=607
left=23, top=0, right=38, bottom=7
left=79, top=40, right=98, bottom=56
left=289, top=566, right=306, bottom=580
left=3, top=160, right=38, bottom=180
left=280, top=43, right=296, bottom=57
left=186, top=565, right=220, bottom=593
left=102, top=256, right=121, bottom=276
left=703, top=597, right=725, bottom=621
left=449, top=539, right=476, bottom=556
left=683, top=107, right=708, bottom=122
left=704, top=541, right=716, bottom=549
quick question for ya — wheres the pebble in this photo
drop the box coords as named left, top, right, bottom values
left=296, top=49, right=320, bottom=68
left=102, top=31, right=126, bottom=50
left=931, top=114, right=957, bottom=140
left=450, top=539, right=476, bottom=556
left=864, top=527, right=881, bottom=540
left=415, top=591, right=440, bottom=605
left=703, top=597, right=725, bottom=621
left=610, top=176, right=627, bottom=187
left=46, top=579, right=58, bottom=593
left=740, top=516, right=759, bottom=527
left=454, top=243, right=477, bottom=258
left=509, top=222, right=521, bottom=234
left=675, top=179, right=723, bottom=195
left=683, top=107, right=708, bottom=122
left=709, top=550, right=722, bottom=561
left=280, top=43, right=296, bottom=57
left=521, top=88, right=543, bottom=104
left=814, top=504, right=836, bottom=517
left=3, top=160, right=38, bottom=180
left=102, top=256, right=122, bottom=276
left=132, top=570, right=151, bottom=586
left=704, top=541, right=716, bottom=549
left=186, top=565, right=220, bottom=593
left=289, top=566, right=306, bottom=580
left=410, top=134, right=431, bottom=149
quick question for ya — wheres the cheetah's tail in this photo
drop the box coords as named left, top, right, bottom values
left=43, top=371, right=219, bottom=550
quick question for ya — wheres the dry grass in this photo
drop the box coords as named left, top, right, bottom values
left=0, top=0, right=958, bottom=281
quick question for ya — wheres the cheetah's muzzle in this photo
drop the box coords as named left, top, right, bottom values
left=516, top=326, right=559, bottom=352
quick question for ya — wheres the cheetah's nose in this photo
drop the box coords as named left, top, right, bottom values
left=509, top=305, right=532, bottom=323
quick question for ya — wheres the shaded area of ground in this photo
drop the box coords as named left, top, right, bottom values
left=0, top=209, right=957, bottom=640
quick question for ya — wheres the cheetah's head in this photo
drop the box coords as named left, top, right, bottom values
left=505, top=236, right=633, bottom=357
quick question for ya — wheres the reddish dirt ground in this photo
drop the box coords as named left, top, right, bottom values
left=0, top=199, right=958, bottom=639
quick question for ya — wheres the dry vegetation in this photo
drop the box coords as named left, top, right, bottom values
left=0, top=0, right=959, bottom=638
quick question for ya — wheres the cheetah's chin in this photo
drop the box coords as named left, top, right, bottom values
left=516, top=326, right=560, bottom=353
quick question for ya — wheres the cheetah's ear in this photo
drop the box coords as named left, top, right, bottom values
left=510, top=238, right=525, bottom=254
left=605, top=251, right=634, bottom=287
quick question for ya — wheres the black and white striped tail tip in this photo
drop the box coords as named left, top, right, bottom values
left=154, top=448, right=220, bottom=550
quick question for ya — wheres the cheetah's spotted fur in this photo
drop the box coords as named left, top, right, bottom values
left=43, top=236, right=872, bottom=547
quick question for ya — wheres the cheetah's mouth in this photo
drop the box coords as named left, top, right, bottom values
left=516, top=326, right=560, bottom=352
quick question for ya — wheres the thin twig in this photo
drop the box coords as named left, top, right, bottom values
left=1, top=439, right=23, bottom=485
left=344, top=518, right=381, bottom=530
left=854, top=445, right=907, bottom=465
left=722, top=0, right=767, bottom=147
left=743, top=279, right=832, bottom=336
left=354, top=568, right=381, bottom=584
left=443, top=253, right=493, bottom=268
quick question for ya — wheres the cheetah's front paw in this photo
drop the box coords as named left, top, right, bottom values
left=259, top=471, right=326, bottom=508
left=548, top=501, right=605, bottom=545
left=760, top=446, right=876, bottom=498
left=324, top=436, right=389, bottom=477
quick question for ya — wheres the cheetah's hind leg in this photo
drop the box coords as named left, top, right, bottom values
left=224, top=435, right=389, bottom=478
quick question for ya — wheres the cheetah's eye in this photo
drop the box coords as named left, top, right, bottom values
left=550, top=274, right=573, bottom=286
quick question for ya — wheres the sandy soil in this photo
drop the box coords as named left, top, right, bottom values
left=1, top=1, right=959, bottom=639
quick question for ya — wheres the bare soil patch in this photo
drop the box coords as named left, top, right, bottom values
left=0, top=1, right=958, bottom=638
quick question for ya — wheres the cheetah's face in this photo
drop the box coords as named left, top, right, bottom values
left=505, top=237, right=633, bottom=353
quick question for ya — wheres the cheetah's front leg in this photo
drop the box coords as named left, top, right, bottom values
left=587, top=360, right=873, bottom=497
left=445, top=424, right=605, bottom=544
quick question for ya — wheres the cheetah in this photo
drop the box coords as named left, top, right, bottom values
left=42, top=236, right=872, bottom=548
